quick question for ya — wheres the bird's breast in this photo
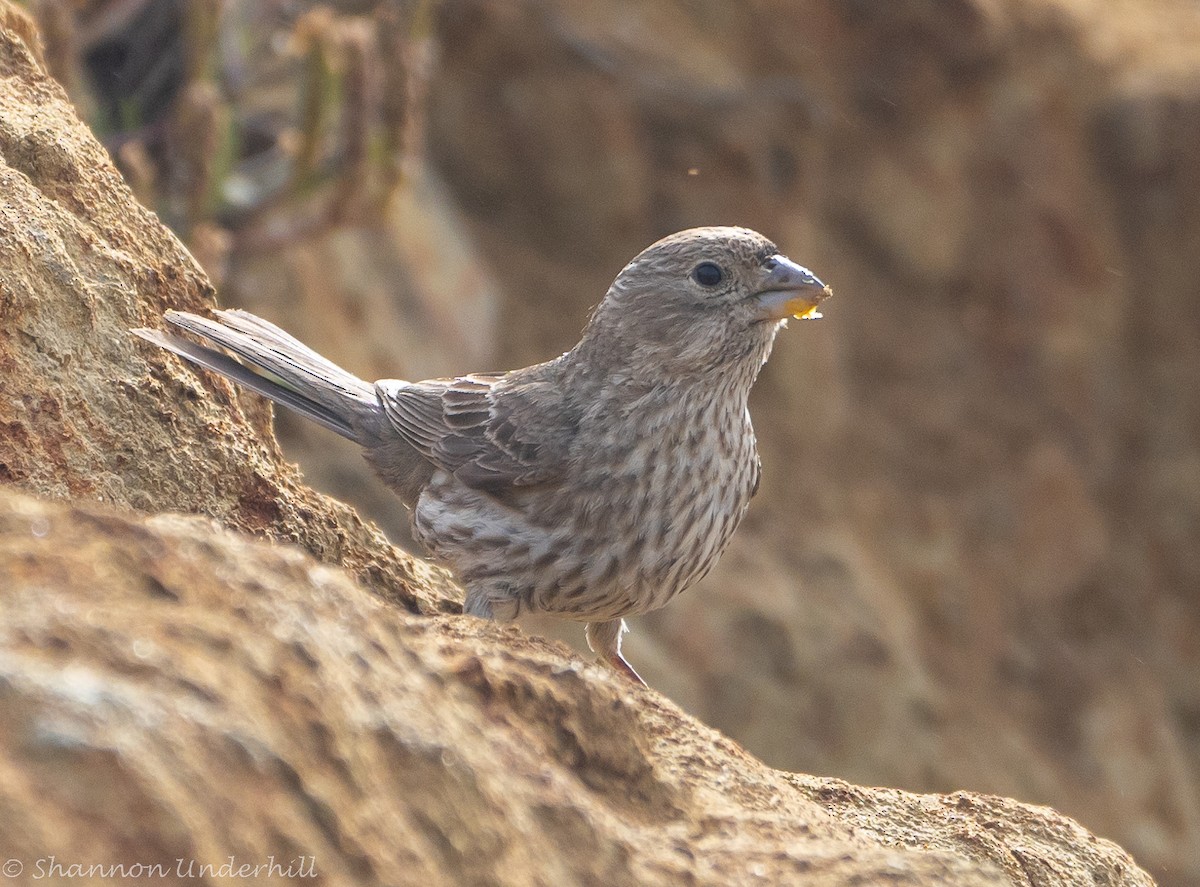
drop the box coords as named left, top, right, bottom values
left=412, top=396, right=760, bottom=623
left=565, top=398, right=759, bottom=613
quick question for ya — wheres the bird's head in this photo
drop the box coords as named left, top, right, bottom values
left=576, top=226, right=830, bottom=385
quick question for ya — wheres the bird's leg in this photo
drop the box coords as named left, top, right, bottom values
left=463, top=588, right=495, bottom=619
left=586, top=619, right=647, bottom=686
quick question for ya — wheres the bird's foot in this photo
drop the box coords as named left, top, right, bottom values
left=586, top=618, right=647, bottom=687
left=603, top=651, right=648, bottom=686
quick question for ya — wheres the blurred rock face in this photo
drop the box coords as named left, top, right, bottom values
left=417, top=1, right=1200, bottom=882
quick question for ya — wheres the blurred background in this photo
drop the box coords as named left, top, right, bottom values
left=20, top=0, right=1200, bottom=882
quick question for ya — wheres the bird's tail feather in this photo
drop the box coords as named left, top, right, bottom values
left=133, top=309, right=384, bottom=444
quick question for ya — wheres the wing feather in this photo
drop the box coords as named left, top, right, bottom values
left=375, top=371, right=574, bottom=493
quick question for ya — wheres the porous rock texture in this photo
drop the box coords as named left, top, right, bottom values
left=0, top=4, right=1157, bottom=885
left=0, top=486, right=1152, bottom=886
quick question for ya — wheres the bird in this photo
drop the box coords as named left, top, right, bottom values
left=134, top=226, right=830, bottom=684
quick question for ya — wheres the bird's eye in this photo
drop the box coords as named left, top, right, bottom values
left=692, top=262, right=724, bottom=287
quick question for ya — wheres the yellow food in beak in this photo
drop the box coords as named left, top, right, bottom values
left=787, top=284, right=833, bottom=320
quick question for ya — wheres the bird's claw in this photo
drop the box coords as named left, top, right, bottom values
left=604, top=652, right=648, bottom=687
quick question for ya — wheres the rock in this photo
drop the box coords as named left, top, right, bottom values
left=0, top=6, right=457, bottom=615
left=0, top=486, right=1153, bottom=886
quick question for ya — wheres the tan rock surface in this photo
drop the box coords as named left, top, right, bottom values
left=0, top=486, right=1153, bottom=886
left=0, top=8, right=456, bottom=614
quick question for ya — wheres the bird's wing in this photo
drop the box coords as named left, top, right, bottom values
left=376, top=372, right=575, bottom=492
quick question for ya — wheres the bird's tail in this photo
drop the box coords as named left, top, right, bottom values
left=134, top=309, right=385, bottom=444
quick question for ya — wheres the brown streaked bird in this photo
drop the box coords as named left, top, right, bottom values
left=135, top=227, right=830, bottom=684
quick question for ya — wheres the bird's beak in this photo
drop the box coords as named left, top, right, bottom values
left=752, top=255, right=832, bottom=321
